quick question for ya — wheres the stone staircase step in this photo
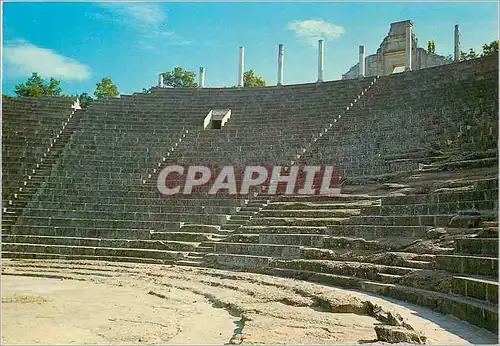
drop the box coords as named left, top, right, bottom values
left=2, top=243, right=186, bottom=261
left=452, top=275, right=499, bottom=305
left=237, top=226, right=328, bottom=234
left=228, top=215, right=252, bottom=221
left=377, top=273, right=403, bottom=284
left=176, top=260, right=204, bottom=267
left=454, top=237, right=498, bottom=256
left=435, top=254, right=498, bottom=278
left=210, top=241, right=301, bottom=259
left=259, top=209, right=360, bottom=218
left=178, top=224, right=221, bottom=233
left=420, top=157, right=498, bottom=172
left=266, top=200, right=379, bottom=210
left=339, top=215, right=455, bottom=227
left=1, top=251, right=177, bottom=265
left=4, top=225, right=152, bottom=239
left=150, top=232, right=215, bottom=242
left=327, top=224, right=431, bottom=239
left=1, top=234, right=200, bottom=251
left=248, top=217, right=348, bottom=227
left=272, top=195, right=381, bottom=203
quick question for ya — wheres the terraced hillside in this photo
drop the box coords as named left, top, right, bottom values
left=2, top=55, right=498, bottom=338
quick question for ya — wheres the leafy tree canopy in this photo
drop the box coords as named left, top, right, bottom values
left=94, top=77, right=119, bottom=99
left=427, top=40, right=436, bottom=54
left=460, top=40, right=498, bottom=61
left=243, top=70, right=266, bottom=87
left=14, top=73, right=62, bottom=97
left=481, top=40, right=499, bottom=57
left=77, top=92, right=93, bottom=108
left=162, top=67, right=198, bottom=88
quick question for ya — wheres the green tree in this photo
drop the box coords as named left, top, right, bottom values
left=162, top=67, right=198, bottom=88
left=243, top=70, right=266, bottom=87
left=94, top=77, right=119, bottom=99
left=427, top=40, right=436, bottom=54
left=142, top=87, right=153, bottom=93
left=460, top=48, right=478, bottom=61
left=481, top=40, right=499, bottom=57
left=78, top=92, right=93, bottom=108
left=14, top=73, right=62, bottom=97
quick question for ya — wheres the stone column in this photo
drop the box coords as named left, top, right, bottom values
left=358, top=45, right=366, bottom=78
left=278, top=44, right=284, bottom=86
left=405, top=25, right=412, bottom=71
left=317, top=40, right=324, bottom=82
left=199, top=67, right=205, bottom=88
left=454, top=25, right=461, bottom=61
left=158, top=73, right=164, bottom=88
left=238, top=47, right=244, bottom=87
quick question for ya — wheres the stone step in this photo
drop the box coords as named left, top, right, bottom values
left=178, top=224, right=221, bottom=233
left=21, top=209, right=229, bottom=224
left=221, top=224, right=242, bottom=231
left=420, top=157, right=498, bottom=172
left=259, top=209, right=360, bottom=218
left=150, top=231, right=216, bottom=242
left=454, top=237, right=498, bottom=256
left=209, top=241, right=301, bottom=259
left=435, top=254, right=498, bottom=278
left=237, top=226, right=328, bottom=234
left=377, top=273, right=403, bottom=284
left=272, top=195, right=381, bottom=203
left=248, top=217, right=348, bottom=227
left=362, top=200, right=497, bottom=216
left=228, top=215, right=252, bottom=221
left=266, top=200, right=378, bottom=210
left=209, top=253, right=272, bottom=269
left=258, top=234, right=327, bottom=247
left=2, top=243, right=186, bottom=261
left=13, top=216, right=183, bottom=230
left=327, top=225, right=431, bottom=239
left=482, top=221, right=498, bottom=228
left=1, top=235, right=199, bottom=251
left=272, top=258, right=418, bottom=280
left=452, top=275, right=499, bottom=305
left=175, top=260, right=204, bottom=267
left=196, top=246, right=214, bottom=253
left=340, top=215, right=459, bottom=227
left=1, top=252, right=176, bottom=265
left=383, top=189, right=497, bottom=205
left=4, top=225, right=152, bottom=239
left=299, top=248, right=435, bottom=269
left=237, top=210, right=259, bottom=216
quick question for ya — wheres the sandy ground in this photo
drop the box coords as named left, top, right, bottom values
left=1, top=259, right=498, bottom=345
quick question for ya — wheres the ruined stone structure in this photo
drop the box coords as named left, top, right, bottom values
left=343, top=20, right=453, bottom=79
left=2, top=54, right=498, bottom=338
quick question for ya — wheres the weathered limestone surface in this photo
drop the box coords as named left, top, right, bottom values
left=343, top=20, right=452, bottom=79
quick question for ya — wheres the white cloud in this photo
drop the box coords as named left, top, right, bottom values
left=4, top=40, right=91, bottom=81
left=98, top=3, right=166, bottom=32
left=93, top=3, right=190, bottom=46
left=288, top=20, right=345, bottom=46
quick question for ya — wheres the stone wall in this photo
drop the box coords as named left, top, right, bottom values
left=343, top=20, right=452, bottom=79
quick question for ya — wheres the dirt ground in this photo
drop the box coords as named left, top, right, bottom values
left=1, top=259, right=498, bottom=345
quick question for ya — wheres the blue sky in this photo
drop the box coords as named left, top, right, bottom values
left=2, top=2, right=498, bottom=96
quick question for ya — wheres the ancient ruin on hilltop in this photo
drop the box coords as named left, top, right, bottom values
left=342, top=20, right=455, bottom=79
